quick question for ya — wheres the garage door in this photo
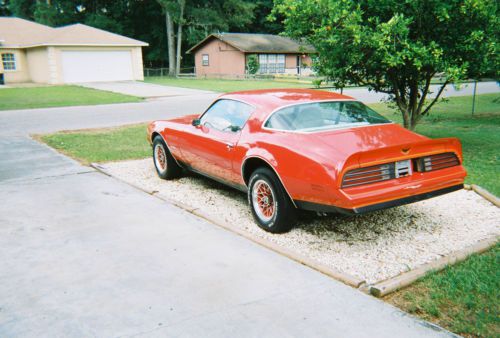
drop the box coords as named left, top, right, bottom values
left=61, top=50, right=134, bottom=83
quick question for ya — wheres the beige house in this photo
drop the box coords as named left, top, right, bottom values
left=0, top=17, right=148, bottom=84
left=187, top=33, right=315, bottom=77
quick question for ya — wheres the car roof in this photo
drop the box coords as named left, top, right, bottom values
left=220, top=89, right=356, bottom=116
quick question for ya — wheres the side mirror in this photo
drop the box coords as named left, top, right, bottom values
left=192, top=118, right=201, bottom=127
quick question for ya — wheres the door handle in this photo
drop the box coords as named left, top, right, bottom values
left=226, top=142, right=235, bottom=150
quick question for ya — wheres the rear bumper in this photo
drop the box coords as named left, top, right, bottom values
left=295, top=184, right=463, bottom=215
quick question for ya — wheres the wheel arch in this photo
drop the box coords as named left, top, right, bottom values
left=241, top=156, right=297, bottom=208
left=151, top=131, right=183, bottom=167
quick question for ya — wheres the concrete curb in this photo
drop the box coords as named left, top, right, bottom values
left=470, top=184, right=500, bottom=207
left=90, top=163, right=365, bottom=288
left=370, top=236, right=499, bottom=297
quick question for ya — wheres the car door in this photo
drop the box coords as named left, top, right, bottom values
left=182, top=99, right=254, bottom=183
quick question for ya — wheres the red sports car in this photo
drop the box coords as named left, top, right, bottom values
left=148, top=89, right=466, bottom=233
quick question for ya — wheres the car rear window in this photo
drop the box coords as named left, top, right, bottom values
left=264, top=101, right=391, bottom=132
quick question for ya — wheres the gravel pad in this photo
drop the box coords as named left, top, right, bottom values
left=101, top=159, right=499, bottom=284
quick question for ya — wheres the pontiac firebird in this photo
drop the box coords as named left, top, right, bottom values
left=147, top=89, right=466, bottom=233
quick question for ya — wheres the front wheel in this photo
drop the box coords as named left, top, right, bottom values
left=152, top=136, right=182, bottom=180
left=248, top=167, right=297, bottom=233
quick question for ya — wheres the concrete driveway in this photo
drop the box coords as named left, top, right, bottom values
left=0, top=95, right=456, bottom=337
left=80, top=81, right=215, bottom=98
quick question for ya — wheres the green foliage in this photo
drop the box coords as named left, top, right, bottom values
left=246, top=54, right=260, bottom=75
left=273, top=0, right=499, bottom=129
left=0, top=86, right=141, bottom=111
left=0, top=0, right=10, bottom=16
left=312, top=79, right=323, bottom=88
left=7, top=0, right=34, bottom=19
left=241, top=0, right=284, bottom=34
left=33, top=2, right=59, bottom=26
left=389, top=244, right=500, bottom=337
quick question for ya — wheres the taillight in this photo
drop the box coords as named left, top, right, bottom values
left=341, top=152, right=460, bottom=189
left=341, top=163, right=395, bottom=188
left=416, top=152, right=460, bottom=172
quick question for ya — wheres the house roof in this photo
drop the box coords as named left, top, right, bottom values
left=186, top=33, right=315, bottom=54
left=0, top=17, right=148, bottom=48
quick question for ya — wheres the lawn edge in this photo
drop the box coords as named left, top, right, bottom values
left=371, top=236, right=499, bottom=297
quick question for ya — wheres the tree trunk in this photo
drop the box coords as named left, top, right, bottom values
left=175, top=0, right=185, bottom=77
left=166, top=11, right=176, bottom=76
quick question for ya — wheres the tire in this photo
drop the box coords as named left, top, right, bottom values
left=152, top=136, right=182, bottom=180
left=248, top=167, right=297, bottom=233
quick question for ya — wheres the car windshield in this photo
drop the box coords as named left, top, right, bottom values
left=264, top=101, right=391, bottom=132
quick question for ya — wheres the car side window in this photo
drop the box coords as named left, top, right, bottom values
left=200, top=99, right=253, bottom=132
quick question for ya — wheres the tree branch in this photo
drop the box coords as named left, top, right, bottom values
left=421, top=80, right=449, bottom=116
left=416, top=72, right=434, bottom=115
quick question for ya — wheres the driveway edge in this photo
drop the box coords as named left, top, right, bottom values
left=90, top=162, right=366, bottom=289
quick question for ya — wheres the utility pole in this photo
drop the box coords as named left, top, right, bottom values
left=472, top=80, right=477, bottom=116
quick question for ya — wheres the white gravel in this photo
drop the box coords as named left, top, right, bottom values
left=101, top=158, right=499, bottom=284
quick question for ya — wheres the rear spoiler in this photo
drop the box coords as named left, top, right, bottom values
left=342, top=137, right=463, bottom=172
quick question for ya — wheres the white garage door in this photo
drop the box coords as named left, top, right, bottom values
left=61, top=50, right=134, bottom=83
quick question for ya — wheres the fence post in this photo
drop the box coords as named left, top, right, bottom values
left=472, top=80, right=477, bottom=116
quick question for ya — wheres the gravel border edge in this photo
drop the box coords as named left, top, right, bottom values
left=470, top=184, right=500, bottom=207
left=370, top=236, right=499, bottom=297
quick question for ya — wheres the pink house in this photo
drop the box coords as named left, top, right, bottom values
left=187, top=33, right=315, bottom=77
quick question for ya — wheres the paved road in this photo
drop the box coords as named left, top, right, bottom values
left=1, top=81, right=497, bottom=135
left=341, top=80, right=499, bottom=103
left=0, top=90, right=466, bottom=337
left=0, top=93, right=219, bottom=136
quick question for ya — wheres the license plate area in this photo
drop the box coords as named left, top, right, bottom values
left=395, top=159, right=412, bottom=178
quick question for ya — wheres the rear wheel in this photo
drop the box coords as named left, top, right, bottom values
left=153, top=136, right=182, bottom=180
left=248, top=167, right=297, bottom=233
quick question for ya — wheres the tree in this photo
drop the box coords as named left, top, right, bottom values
left=240, top=0, right=283, bottom=34
left=246, top=54, right=259, bottom=74
left=0, top=0, right=11, bottom=16
left=8, top=0, right=35, bottom=19
left=273, top=0, right=499, bottom=129
left=157, top=0, right=256, bottom=76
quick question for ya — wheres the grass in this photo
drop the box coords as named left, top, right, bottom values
left=371, top=93, right=500, bottom=196
left=0, top=85, right=142, bottom=110
left=145, top=76, right=317, bottom=92
left=40, top=124, right=150, bottom=164
left=386, top=243, right=500, bottom=337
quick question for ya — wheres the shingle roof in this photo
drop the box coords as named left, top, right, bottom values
left=0, top=17, right=148, bottom=48
left=187, top=33, right=315, bottom=54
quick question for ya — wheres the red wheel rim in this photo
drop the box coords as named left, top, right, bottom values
left=252, top=180, right=276, bottom=222
left=155, top=144, right=167, bottom=171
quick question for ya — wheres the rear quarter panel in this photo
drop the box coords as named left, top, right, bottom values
left=238, top=118, right=338, bottom=205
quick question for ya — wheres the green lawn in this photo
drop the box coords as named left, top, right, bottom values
left=386, top=243, right=499, bottom=337
left=145, top=76, right=317, bottom=92
left=40, top=124, right=150, bottom=164
left=0, top=85, right=142, bottom=110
